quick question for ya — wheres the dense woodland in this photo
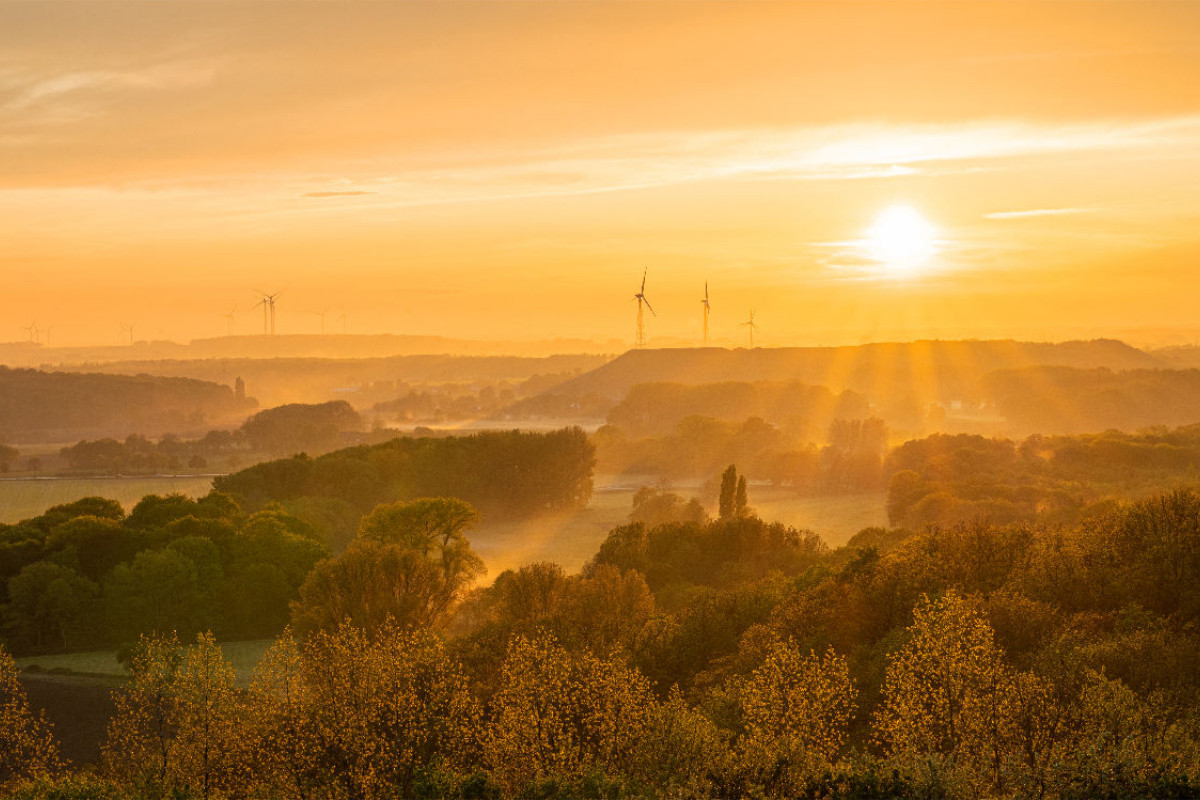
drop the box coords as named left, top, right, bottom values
left=885, top=425, right=1200, bottom=529
left=56, top=401, right=366, bottom=474
left=0, top=466, right=1198, bottom=798
left=0, top=493, right=326, bottom=651
left=3, top=420, right=1200, bottom=797
left=213, top=427, right=595, bottom=548
left=0, top=368, right=257, bottom=443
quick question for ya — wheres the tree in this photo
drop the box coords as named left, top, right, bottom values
left=102, top=633, right=183, bottom=790
left=874, top=592, right=1017, bottom=796
left=740, top=640, right=856, bottom=773
left=292, top=498, right=485, bottom=637
left=482, top=633, right=654, bottom=795
left=171, top=633, right=249, bottom=799
left=103, top=633, right=247, bottom=799
left=291, top=542, right=449, bottom=636
left=44, top=515, right=131, bottom=583
left=248, top=624, right=479, bottom=798
left=735, top=475, right=749, bottom=518
left=104, top=549, right=211, bottom=642
left=0, top=644, right=59, bottom=785
left=630, top=485, right=706, bottom=528
left=555, top=564, right=655, bottom=654
left=3, top=561, right=100, bottom=651
left=719, top=465, right=738, bottom=520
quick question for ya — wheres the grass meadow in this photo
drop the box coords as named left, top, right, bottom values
left=0, top=476, right=217, bottom=523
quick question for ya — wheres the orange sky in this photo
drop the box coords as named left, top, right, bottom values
left=2, top=1, right=1199, bottom=347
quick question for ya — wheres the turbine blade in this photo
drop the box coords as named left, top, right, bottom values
left=643, top=298, right=656, bottom=316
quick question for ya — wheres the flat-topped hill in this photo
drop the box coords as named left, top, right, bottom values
left=543, top=339, right=1160, bottom=402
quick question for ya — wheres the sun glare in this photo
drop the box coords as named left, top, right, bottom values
left=864, top=205, right=938, bottom=276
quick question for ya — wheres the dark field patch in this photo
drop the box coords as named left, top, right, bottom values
left=21, top=674, right=119, bottom=766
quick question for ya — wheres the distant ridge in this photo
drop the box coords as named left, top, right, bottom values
left=0, top=333, right=623, bottom=369
left=543, top=339, right=1162, bottom=403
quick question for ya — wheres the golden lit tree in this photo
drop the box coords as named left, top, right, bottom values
left=482, top=632, right=655, bottom=796
left=740, top=639, right=856, bottom=774
left=244, top=632, right=317, bottom=799
left=0, top=644, right=59, bottom=786
left=874, top=591, right=1017, bottom=795
left=248, top=622, right=479, bottom=799
left=102, top=633, right=247, bottom=799
left=171, top=633, right=249, bottom=800
left=627, top=686, right=726, bottom=798
left=102, top=633, right=183, bottom=790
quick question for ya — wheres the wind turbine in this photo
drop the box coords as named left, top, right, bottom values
left=632, top=269, right=655, bottom=348
left=220, top=306, right=237, bottom=336
left=741, top=310, right=759, bottom=349
left=310, top=305, right=332, bottom=335
left=22, top=323, right=37, bottom=343
left=701, top=282, right=711, bottom=346
left=338, top=306, right=347, bottom=334
left=253, top=290, right=282, bottom=335
left=40, top=326, right=51, bottom=348
left=120, top=323, right=135, bottom=345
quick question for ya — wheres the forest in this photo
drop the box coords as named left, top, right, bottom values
left=0, top=368, right=257, bottom=443
left=0, top=461, right=1198, bottom=798
left=2, top=423, right=1200, bottom=798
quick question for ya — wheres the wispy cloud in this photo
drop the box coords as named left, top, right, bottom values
left=1, top=60, right=219, bottom=113
left=292, top=115, right=1200, bottom=211
left=985, top=207, right=1093, bottom=220
left=302, top=191, right=376, bottom=198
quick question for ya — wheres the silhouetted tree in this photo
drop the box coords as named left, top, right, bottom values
left=719, top=465, right=738, bottom=519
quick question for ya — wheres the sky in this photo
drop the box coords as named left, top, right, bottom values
left=2, top=1, right=1200, bottom=348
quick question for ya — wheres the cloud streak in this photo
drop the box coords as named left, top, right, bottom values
left=985, top=207, right=1093, bottom=220
left=289, top=114, right=1200, bottom=211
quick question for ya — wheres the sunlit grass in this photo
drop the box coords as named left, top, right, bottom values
left=17, top=639, right=273, bottom=688
left=0, top=477, right=215, bottom=524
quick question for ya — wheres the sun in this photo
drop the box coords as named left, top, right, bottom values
left=863, top=205, right=938, bottom=276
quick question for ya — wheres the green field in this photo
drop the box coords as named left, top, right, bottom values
left=16, top=639, right=273, bottom=687
left=0, top=476, right=216, bottom=523
left=470, top=482, right=886, bottom=577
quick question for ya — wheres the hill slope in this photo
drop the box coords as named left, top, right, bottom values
left=543, top=340, right=1160, bottom=404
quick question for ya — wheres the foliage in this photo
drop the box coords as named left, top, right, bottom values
left=248, top=623, right=479, bottom=799
left=239, top=400, right=363, bottom=455
left=740, top=639, right=856, bottom=771
left=215, top=426, right=595, bottom=520
left=0, top=644, right=59, bottom=785
left=481, top=633, right=655, bottom=797
left=0, top=366, right=255, bottom=443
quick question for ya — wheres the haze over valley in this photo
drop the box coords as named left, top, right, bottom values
left=3, top=2, right=1200, bottom=798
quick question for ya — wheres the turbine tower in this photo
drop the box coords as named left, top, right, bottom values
left=253, top=290, right=282, bottom=335
left=120, top=323, right=135, bottom=345
left=741, top=309, right=759, bottom=349
left=221, top=306, right=237, bottom=336
left=311, top=305, right=332, bottom=335
left=632, top=269, right=655, bottom=348
left=701, top=282, right=711, bottom=346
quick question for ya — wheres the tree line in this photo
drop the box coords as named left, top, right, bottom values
left=57, top=401, right=365, bottom=474
left=0, top=494, right=327, bottom=653
left=3, top=473, right=1200, bottom=797
left=214, top=427, right=595, bottom=548
left=885, top=424, right=1200, bottom=529
left=0, top=367, right=257, bottom=443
